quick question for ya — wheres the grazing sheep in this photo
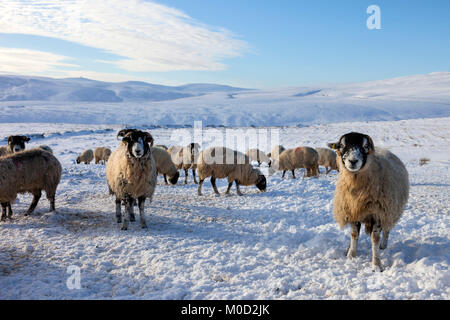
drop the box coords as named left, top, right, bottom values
left=106, top=130, right=157, bottom=230
left=246, top=148, right=272, bottom=167
left=315, top=147, right=338, bottom=174
left=38, top=145, right=53, bottom=154
left=0, top=148, right=62, bottom=220
left=94, top=147, right=112, bottom=164
left=151, top=147, right=180, bottom=185
left=168, top=143, right=201, bottom=184
left=0, top=135, right=30, bottom=157
left=197, top=146, right=267, bottom=196
left=329, top=132, right=409, bottom=271
left=76, top=149, right=94, bottom=164
left=276, top=147, right=319, bottom=178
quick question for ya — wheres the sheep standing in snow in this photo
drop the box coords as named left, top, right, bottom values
left=246, top=148, right=272, bottom=167
left=94, top=147, right=112, bottom=164
left=0, top=135, right=30, bottom=157
left=197, top=147, right=267, bottom=196
left=76, top=149, right=94, bottom=164
left=0, top=148, right=62, bottom=220
left=168, top=143, right=201, bottom=184
left=315, top=147, right=338, bottom=174
left=106, top=130, right=157, bottom=230
left=329, top=132, right=409, bottom=271
left=276, top=146, right=319, bottom=178
left=151, top=146, right=179, bottom=185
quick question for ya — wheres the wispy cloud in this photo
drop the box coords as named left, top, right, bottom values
left=0, top=0, right=247, bottom=73
left=0, top=47, right=77, bottom=74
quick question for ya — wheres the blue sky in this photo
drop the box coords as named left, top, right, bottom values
left=0, top=0, right=449, bottom=88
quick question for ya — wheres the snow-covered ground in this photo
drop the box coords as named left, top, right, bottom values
left=0, top=117, right=448, bottom=299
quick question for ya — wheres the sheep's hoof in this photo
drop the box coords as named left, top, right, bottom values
left=129, top=214, right=136, bottom=222
left=346, top=249, right=356, bottom=259
left=141, top=222, right=147, bottom=229
left=372, top=260, right=383, bottom=272
left=121, top=225, right=128, bottom=231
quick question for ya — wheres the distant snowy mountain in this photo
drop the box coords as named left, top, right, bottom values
left=0, top=75, right=248, bottom=102
left=0, top=72, right=449, bottom=126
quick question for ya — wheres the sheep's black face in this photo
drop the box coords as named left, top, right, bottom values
left=169, top=171, right=180, bottom=185
left=331, top=132, right=374, bottom=173
left=7, top=135, right=29, bottom=153
left=256, top=175, right=267, bottom=192
left=123, top=131, right=153, bottom=159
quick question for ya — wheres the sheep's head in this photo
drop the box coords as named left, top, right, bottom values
left=328, top=132, right=374, bottom=173
left=169, top=171, right=180, bottom=185
left=117, top=129, right=154, bottom=147
left=255, top=174, right=267, bottom=192
left=7, top=135, right=30, bottom=153
left=122, top=130, right=153, bottom=159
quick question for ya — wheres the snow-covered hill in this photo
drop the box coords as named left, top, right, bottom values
left=0, top=72, right=449, bottom=126
left=0, top=75, right=247, bottom=102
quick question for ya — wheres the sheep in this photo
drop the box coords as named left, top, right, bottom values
left=246, top=148, right=272, bottom=167
left=197, top=146, right=267, bottom=196
left=0, top=148, right=62, bottom=220
left=106, top=129, right=157, bottom=230
left=151, top=146, right=180, bottom=185
left=315, top=147, right=338, bottom=174
left=94, top=147, right=112, bottom=165
left=76, top=149, right=94, bottom=164
left=275, top=147, right=319, bottom=179
left=329, top=132, right=409, bottom=271
left=38, top=145, right=53, bottom=154
left=168, top=143, right=201, bottom=184
left=0, top=135, right=30, bottom=157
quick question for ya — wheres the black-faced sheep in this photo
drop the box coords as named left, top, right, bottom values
left=0, top=135, right=30, bottom=157
left=246, top=148, right=272, bottom=167
left=275, top=147, right=319, bottom=178
left=106, top=130, right=157, bottom=230
left=0, top=148, right=62, bottom=219
left=94, top=147, right=112, bottom=164
left=315, top=147, right=338, bottom=174
left=329, top=132, right=409, bottom=271
left=76, top=149, right=94, bottom=164
left=168, top=143, right=201, bottom=184
left=197, top=146, right=267, bottom=196
left=151, top=147, right=179, bottom=185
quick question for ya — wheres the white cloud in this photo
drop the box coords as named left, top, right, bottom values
left=0, top=0, right=247, bottom=72
left=0, top=47, right=77, bottom=74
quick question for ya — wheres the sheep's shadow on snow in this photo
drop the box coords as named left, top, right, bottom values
left=387, top=237, right=449, bottom=264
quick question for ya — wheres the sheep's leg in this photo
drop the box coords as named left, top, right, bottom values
left=225, top=181, right=233, bottom=195
left=235, top=180, right=243, bottom=196
left=163, top=174, right=168, bottom=184
left=129, top=198, right=136, bottom=222
left=184, top=169, right=189, bottom=184
left=257, top=161, right=261, bottom=167
left=197, top=179, right=204, bottom=196
left=115, top=198, right=122, bottom=223
left=192, top=169, right=198, bottom=184
left=347, top=222, right=361, bottom=259
left=211, top=177, right=220, bottom=196
left=138, top=196, right=147, bottom=229
left=282, top=170, right=286, bottom=178
left=122, top=197, right=132, bottom=230
left=6, top=203, right=12, bottom=219
left=292, top=170, right=296, bottom=179
left=26, top=190, right=42, bottom=216
left=326, top=167, right=330, bottom=174
left=380, top=230, right=390, bottom=250
left=371, top=224, right=383, bottom=271
left=1, top=203, right=6, bottom=221
left=48, top=193, right=56, bottom=212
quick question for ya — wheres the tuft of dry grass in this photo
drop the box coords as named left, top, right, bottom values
left=419, top=158, right=430, bottom=166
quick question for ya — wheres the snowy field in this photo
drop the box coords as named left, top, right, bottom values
left=0, top=117, right=449, bottom=299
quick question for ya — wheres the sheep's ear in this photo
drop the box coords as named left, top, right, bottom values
left=328, top=142, right=339, bottom=150
left=145, top=132, right=154, bottom=146
left=117, top=129, right=128, bottom=140
left=365, top=135, right=375, bottom=154
left=7, top=136, right=13, bottom=144
left=22, top=136, right=30, bottom=143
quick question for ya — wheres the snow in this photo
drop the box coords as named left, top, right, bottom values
left=0, top=72, right=449, bottom=126
left=0, top=117, right=448, bottom=299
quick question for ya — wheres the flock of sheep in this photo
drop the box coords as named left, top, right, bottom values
left=0, top=129, right=409, bottom=271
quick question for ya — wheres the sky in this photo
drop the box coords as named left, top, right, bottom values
left=0, top=0, right=449, bottom=89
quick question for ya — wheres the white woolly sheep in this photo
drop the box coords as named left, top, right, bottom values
left=94, top=147, right=112, bottom=165
left=315, top=147, right=338, bottom=174
left=151, top=146, right=180, bottom=185
left=275, top=146, right=319, bottom=178
left=168, top=143, right=201, bottom=184
left=0, top=135, right=30, bottom=157
left=329, top=132, right=409, bottom=271
left=76, top=149, right=94, bottom=164
left=246, top=148, right=272, bottom=167
left=38, top=145, right=53, bottom=154
left=0, top=148, right=62, bottom=220
left=106, top=130, right=157, bottom=230
left=197, top=146, right=267, bottom=196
